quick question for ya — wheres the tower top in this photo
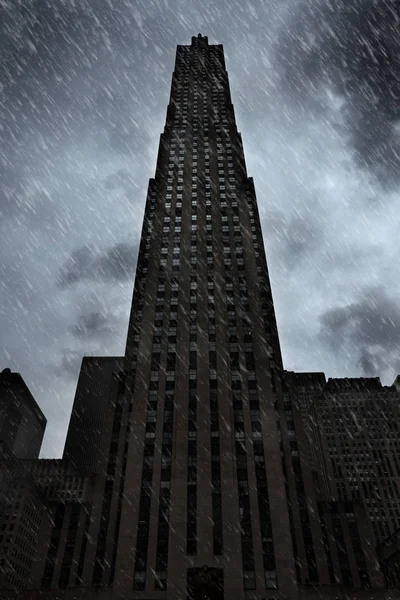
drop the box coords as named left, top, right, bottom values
left=191, top=33, right=208, bottom=45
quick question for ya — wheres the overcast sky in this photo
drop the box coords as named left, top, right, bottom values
left=1, top=0, right=399, bottom=457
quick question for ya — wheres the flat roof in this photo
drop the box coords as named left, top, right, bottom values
left=0, top=370, right=47, bottom=424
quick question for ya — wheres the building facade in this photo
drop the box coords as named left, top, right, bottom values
left=377, top=527, right=400, bottom=588
left=0, top=34, right=399, bottom=600
left=287, top=373, right=400, bottom=546
left=63, top=357, right=124, bottom=475
left=117, top=32, right=295, bottom=600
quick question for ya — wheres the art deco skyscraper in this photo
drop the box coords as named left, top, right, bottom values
left=113, top=33, right=297, bottom=599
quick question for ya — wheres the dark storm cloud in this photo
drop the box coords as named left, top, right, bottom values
left=275, top=0, right=400, bottom=185
left=54, top=350, right=83, bottom=379
left=358, top=347, right=387, bottom=377
left=69, top=312, right=115, bottom=340
left=57, top=247, right=94, bottom=287
left=281, top=215, right=323, bottom=264
left=0, top=0, right=161, bottom=167
left=58, top=242, right=138, bottom=287
left=263, top=209, right=324, bottom=268
left=319, top=286, right=400, bottom=375
left=104, top=168, right=140, bottom=196
left=90, top=243, right=139, bottom=281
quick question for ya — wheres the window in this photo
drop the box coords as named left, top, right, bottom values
left=265, top=570, right=278, bottom=589
left=134, top=571, right=146, bottom=589
left=243, top=571, right=256, bottom=590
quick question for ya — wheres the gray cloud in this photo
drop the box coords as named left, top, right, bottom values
left=285, top=218, right=321, bottom=257
left=57, top=247, right=95, bottom=287
left=0, top=1, right=165, bottom=160
left=70, top=312, right=116, bottom=340
left=319, top=286, right=400, bottom=375
left=58, top=243, right=138, bottom=287
left=274, top=0, right=400, bottom=185
left=265, top=210, right=324, bottom=268
left=54, top=351, right=84, bottom=379
left=103, top=168, right=140, bottom=197
left=358, top=347, right=387, bottom=377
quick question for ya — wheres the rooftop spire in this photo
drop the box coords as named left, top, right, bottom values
left=191, top=33, right=208, bottom=45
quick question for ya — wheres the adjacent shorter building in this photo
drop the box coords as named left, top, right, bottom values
left=63, top=357, right=124, bottom=475
left=0, top=450, right=45, bottom=590
left=277, top=372, right=385, bottom=590
left=0, top=369, right=46, bottom=460
left=288, top=374, right=400, bottom=545
left=0, top=357, right=123, bottom=593
left=0, top=369, right=48, bottom=589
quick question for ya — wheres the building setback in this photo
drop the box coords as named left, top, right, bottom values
left=0, top=34, right=399, bottom=600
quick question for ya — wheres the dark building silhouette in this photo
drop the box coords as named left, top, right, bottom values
left=377, top=528, right=400, bottom=588
left=0, top=34, right=399, bottom=600
left=115, top=32, right=298, bottom=598
left=287, top=373, right=400, bottom=545
left=63, top=357, right=124, bottom=475
left=0, top=369, right=46, bottom=459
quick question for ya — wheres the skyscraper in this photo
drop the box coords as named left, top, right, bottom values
left=117, top=32, right=295, bottom=599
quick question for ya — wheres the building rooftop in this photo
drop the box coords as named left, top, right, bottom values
left=0, top=368, right=46, bottom=424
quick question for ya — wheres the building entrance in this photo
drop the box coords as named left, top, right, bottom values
left=187, top=566, right=224, bottom=600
